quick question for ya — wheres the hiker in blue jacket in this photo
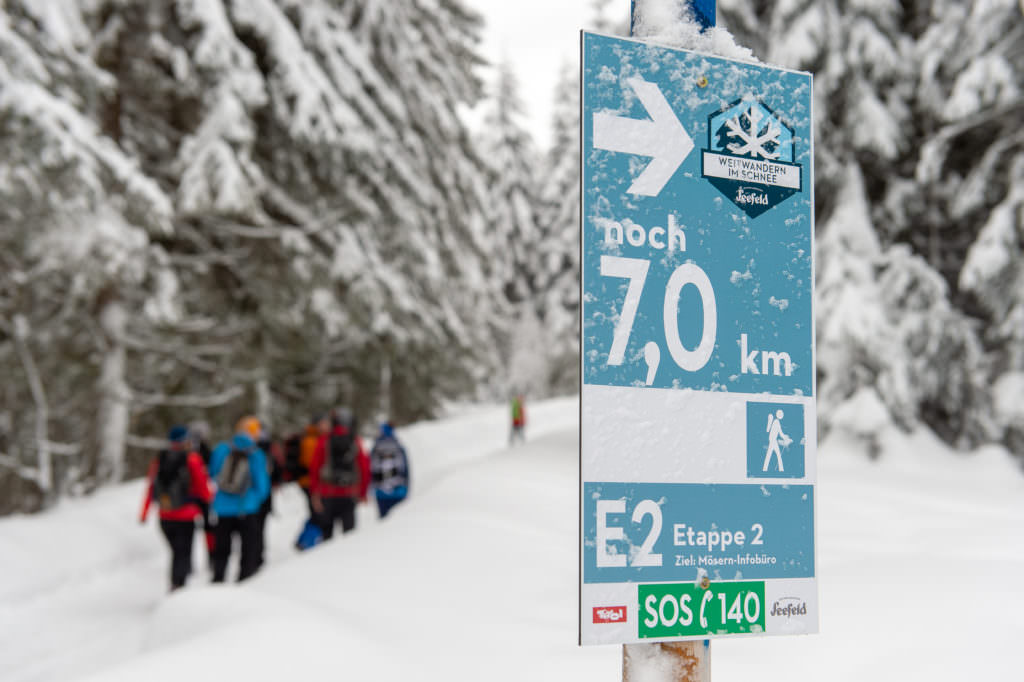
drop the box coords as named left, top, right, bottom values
left=208, top=416, right=271, bottom=583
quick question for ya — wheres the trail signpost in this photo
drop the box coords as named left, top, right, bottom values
left=578, top=28, right=817, bottom=656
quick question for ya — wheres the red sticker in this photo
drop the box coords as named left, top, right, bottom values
left=592, top=606, right=627, bottom=624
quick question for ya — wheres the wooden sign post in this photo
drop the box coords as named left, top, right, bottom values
left=623, top=641, right=710, bottom=681
left=623, top=3, right=714, bottom=680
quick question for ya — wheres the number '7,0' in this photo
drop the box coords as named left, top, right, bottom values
left=599, top=255, right=717, bottom=373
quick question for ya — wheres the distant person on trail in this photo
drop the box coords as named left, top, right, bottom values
left=139, top=425, right=212, bottom=591
left=208, top=416, right=271, bottom=583
left=309, top=407, right=371, bottom=539
left=510, top=394, right=526, bottom=445
left=370, top=422, right=410, bottom=519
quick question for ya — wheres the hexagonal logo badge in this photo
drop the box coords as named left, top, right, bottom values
left=701, top=98, right=802, bottom=218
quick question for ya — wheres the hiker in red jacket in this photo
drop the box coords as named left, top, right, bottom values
left=309, top=407, right=371, bottom=540
left=139, top=425, right=212, bottom=591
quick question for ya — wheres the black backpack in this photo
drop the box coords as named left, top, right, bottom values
left=153, top=450, right=191, bottom=511
left=217, top=447, right=252, bottom=496
left=321, top=431, right=359, bottom=487
left=284, top=434, right=303, bottom=480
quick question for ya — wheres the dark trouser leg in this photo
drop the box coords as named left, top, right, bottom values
left=211, top=516, right=237, bottom=583
left=237, top=514, right=262, bottom=582
left=301, top=486, right=314, bottom=516
left=199, top=502, right=216, bottom=563
left=160, top=519, right=195, bottom=589
left=335, top=497, right=357, bottom=534
left=315, top=501, right=335, bottom=541
left=255, top=497, right=271, bottom=568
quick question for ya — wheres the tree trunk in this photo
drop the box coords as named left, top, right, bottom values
left=12, top=314, right=53, bottom=497
left=380, top=354, right=392, bottom=420
left=97, top=296, right=129, bottom=483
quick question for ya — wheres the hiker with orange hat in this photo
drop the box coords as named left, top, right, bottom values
left=207, top=416, right=271, bottom=582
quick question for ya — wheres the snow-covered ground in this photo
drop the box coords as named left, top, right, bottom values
left=0, top=398, right=1021, bottom=681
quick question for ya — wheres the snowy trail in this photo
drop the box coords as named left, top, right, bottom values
left=0, top=398, right=578, bottom=682
left=2, top=398, right=1022, bottom=681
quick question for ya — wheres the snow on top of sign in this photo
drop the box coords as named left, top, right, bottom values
left=632, top=0, right=758, bottom=63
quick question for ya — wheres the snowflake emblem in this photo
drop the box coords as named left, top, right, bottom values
left=724, top=105, right=782, bottom=160
left=703, top=98, right=800, bottom=218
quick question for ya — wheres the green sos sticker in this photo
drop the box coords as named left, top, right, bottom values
left=638, top=581, right=766, bottom=638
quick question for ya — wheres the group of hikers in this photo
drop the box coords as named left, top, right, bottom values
left=139, top=408, right=410, bottom=591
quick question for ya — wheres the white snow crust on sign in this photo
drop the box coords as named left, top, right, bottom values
left=1, top=398, right=1022, bottom=681
left=631, top=0, right=757, bottom=62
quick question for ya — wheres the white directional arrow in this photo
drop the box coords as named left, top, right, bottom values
left=593, top=77, right=693, bottom=197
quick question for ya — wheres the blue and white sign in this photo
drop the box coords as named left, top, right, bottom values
left=579, top=32, right=817, bottom=646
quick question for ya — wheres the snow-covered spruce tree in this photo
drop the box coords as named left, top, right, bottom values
left=84, top=0, right=504, bottom=432
left=253, top=0, right=506, bottom=418
left=535, top=61, right=582, bottom=394
left=476, top=59, right=552, bottom=394
left=86, top=0, right=340, bottom=440
left=718, top=0, right=1020, bottom=448
left=480, top=59, right=545, bottom=306
left=811, top=164, right=895, bottom=444
left=907, top=0, right=1024, bottom=451
left=2, top=0, right=505, bottom=511
left=0, top=1, right=174, bottom=505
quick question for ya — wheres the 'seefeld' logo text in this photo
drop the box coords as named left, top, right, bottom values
left=769, top=597, right=807, bottom=618
left=735, top=186, right=768, bottom=206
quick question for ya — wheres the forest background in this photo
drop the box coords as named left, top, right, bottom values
left=1, top=0, right=1021, bottom=513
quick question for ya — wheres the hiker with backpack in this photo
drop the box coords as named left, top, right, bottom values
left=139, top=425, right=212, bottom=591
left=207, top=416, right=271, bottom=583
left=370, top=422, right=410, bottom=519
left=309, top=407, right=371, bottom=539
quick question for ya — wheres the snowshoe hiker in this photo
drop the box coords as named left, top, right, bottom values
left=370, top=421, right=410, bottom=518
left=510, top=394, right=526, bottom=445
left=139, top=425, right=212, bottom=591
left=309, top=407, right=370, bottom=540
left=208, top=416, right=270, bottom=582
